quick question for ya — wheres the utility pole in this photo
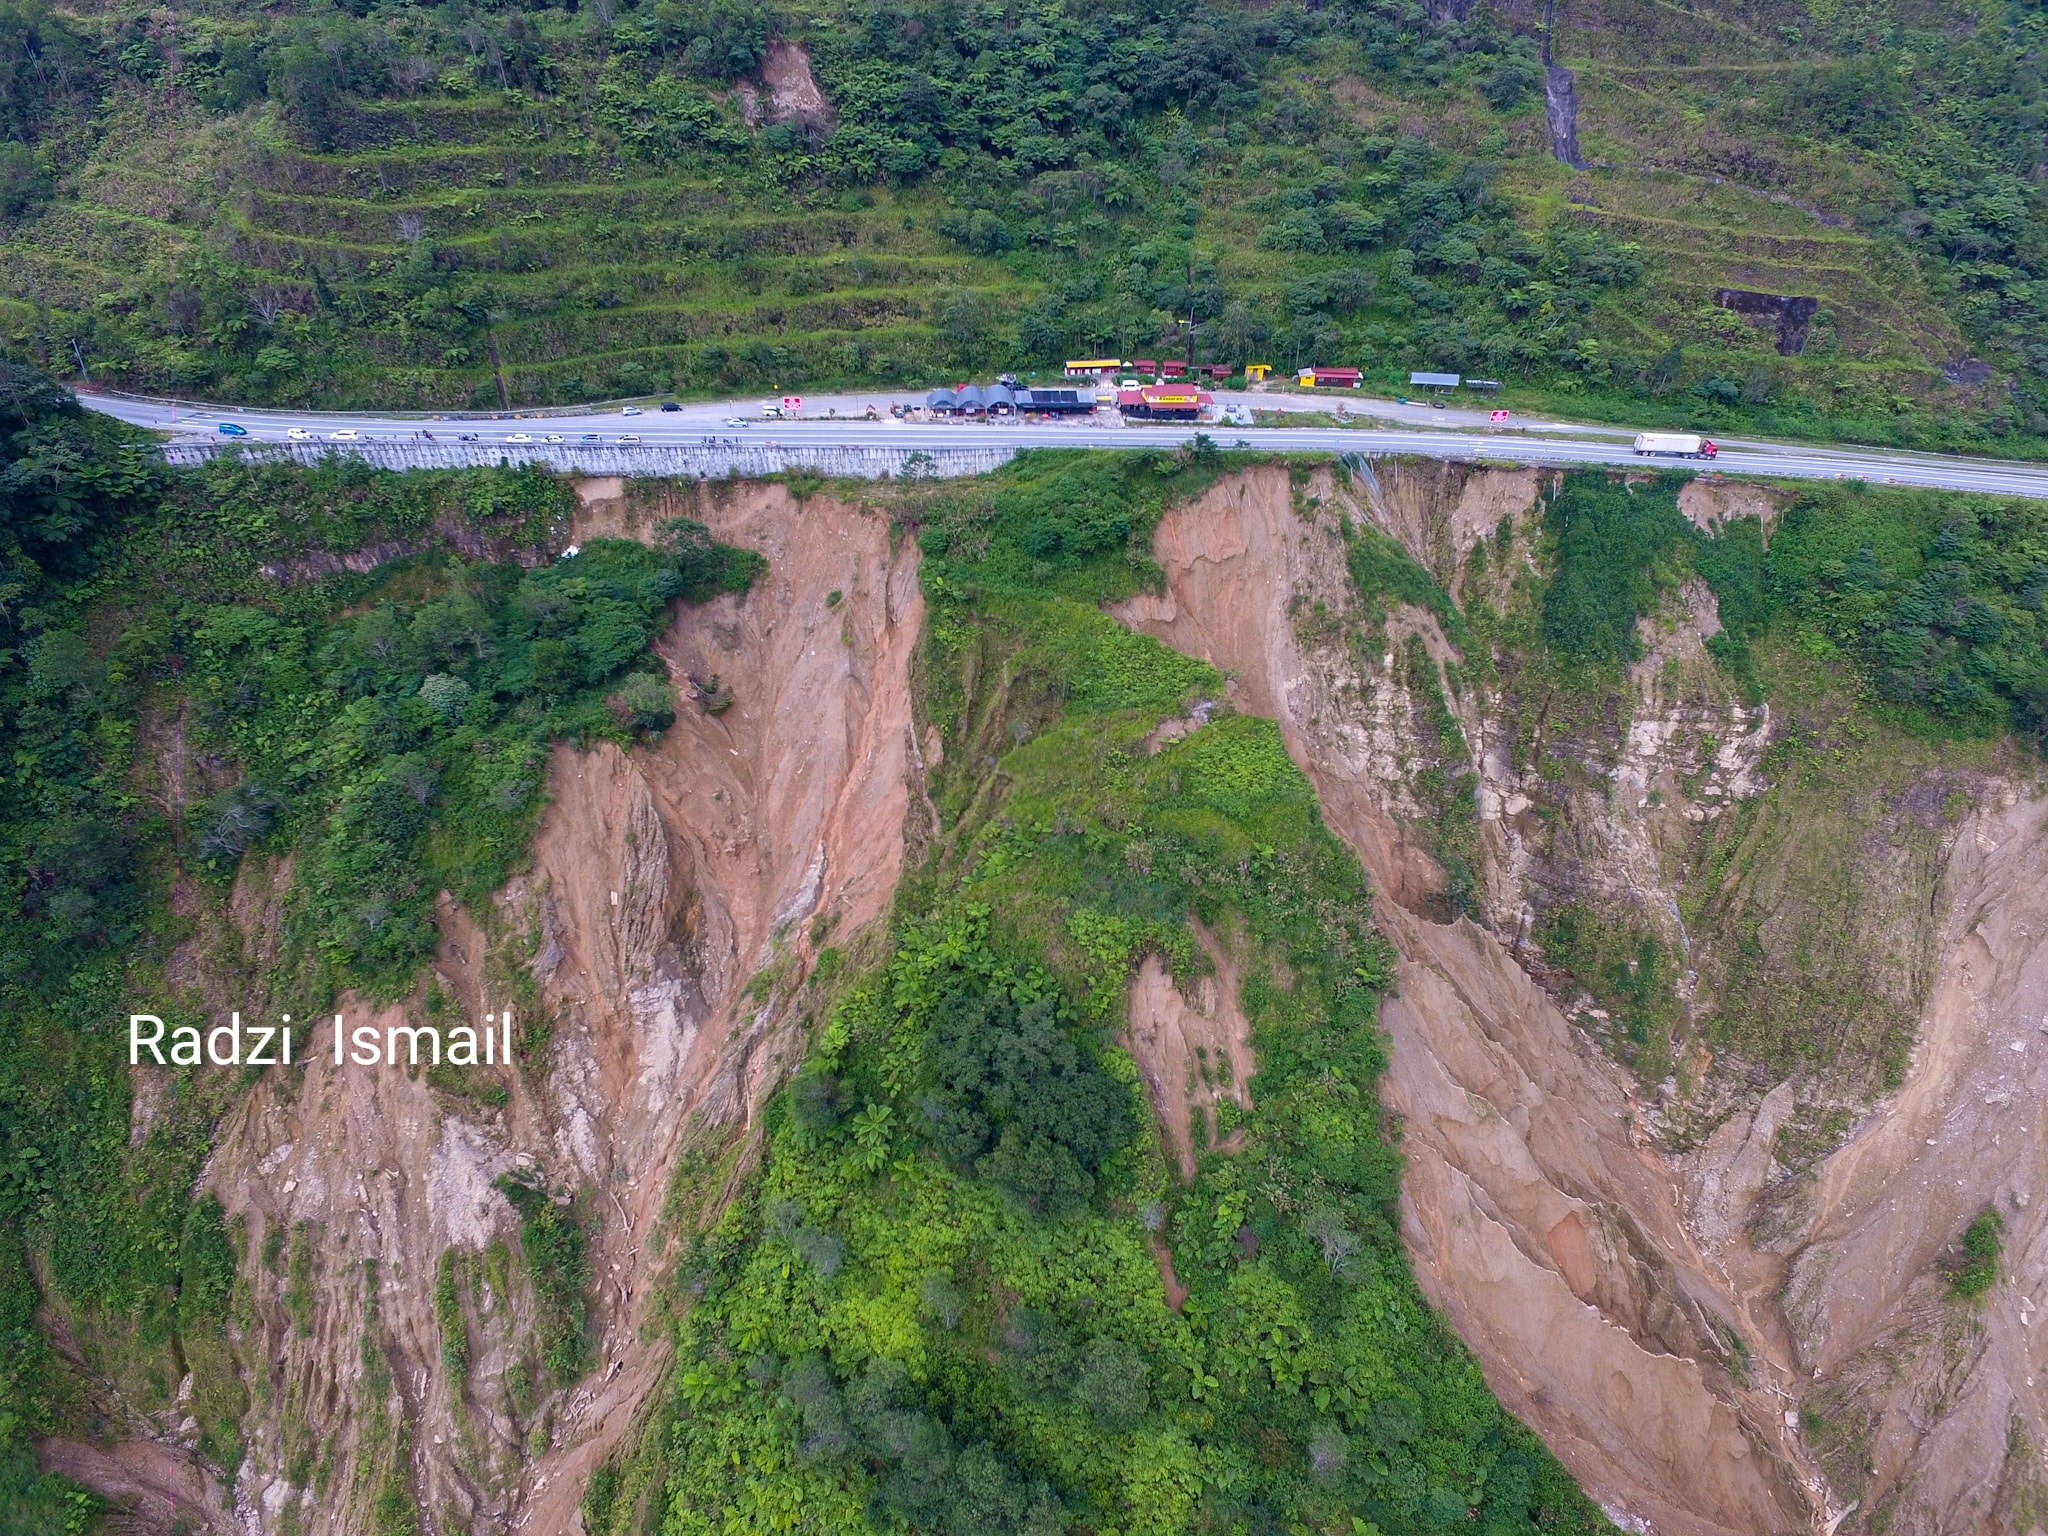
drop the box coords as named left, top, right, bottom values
left=70, top=338, right=89, bottom=381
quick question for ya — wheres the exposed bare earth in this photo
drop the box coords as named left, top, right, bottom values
left=55, top=462, right=2048, bottom=1536
left=1124, top=921, right=1255, bottom=1179
left=35, top=1436, right=233, bottom=1536
left=1116, top=463, right=2048, bottom=1534
left=73, top=482, right=920, bottom=1536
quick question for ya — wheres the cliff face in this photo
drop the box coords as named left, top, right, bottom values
left=153, top=481, right=922, bottom=1536
left=1115, top=463, right=2048, bottom=1535
left=63, top=465, right=2048, bottom=1536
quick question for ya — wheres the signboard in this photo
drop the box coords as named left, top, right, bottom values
left=781, top=395, right=803, bottom=412
left=1490, top=409, right=1510, bottom=423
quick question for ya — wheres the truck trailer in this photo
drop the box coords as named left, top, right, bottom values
left=1632, top=432, right=1718, bottom=459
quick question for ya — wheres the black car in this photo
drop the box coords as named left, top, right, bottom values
left=661, top=400, right=681, bottom=411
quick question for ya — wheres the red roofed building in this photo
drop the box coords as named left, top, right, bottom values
left=1299, top=366, right=1364, bottom=388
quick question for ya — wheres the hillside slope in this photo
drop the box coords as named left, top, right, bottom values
left=1118, top=458, right=2048, bottom=1532
left=0, top=392, right=1620, bottom=1536
left=8, top=357, right=2048, bottom=1536
left=1, top=0, right=2044, bottom=450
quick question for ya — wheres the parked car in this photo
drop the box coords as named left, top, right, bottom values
left=328, top=429, right=359, bottom=441
left=218, top=422, right=248, bottom=436
left=287, top=427, right=312, bottom=441
left=661, top=400, right=681, bottom=412
left=622, top=405, right=643, bottom=416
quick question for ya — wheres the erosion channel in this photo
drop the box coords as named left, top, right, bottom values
left=1115, top=462, right=2048, bottom=1535
left=38, top=459, right=2048, bottom=1536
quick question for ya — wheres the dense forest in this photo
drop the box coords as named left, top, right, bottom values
left=1, top=0, right=2046, bottom=449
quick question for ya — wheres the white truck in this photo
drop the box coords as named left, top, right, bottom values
left=1632, top=431, right=1717, bottom=459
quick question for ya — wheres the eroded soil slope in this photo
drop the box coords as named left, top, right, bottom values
left=1116, top=463, right=2048, bottom=1535
left=155, top=481, right=920, bottom=1536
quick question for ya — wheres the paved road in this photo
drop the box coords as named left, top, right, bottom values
left=79, top=390, right=2048, bottom=500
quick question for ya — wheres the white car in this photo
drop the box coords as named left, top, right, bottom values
left=327, top=429, right=359, bottom=441
left=546, top=433, right=564, bottom=443
left=726, top=417, right=749, bottom=427
left=287, top=428, right=311, bottom=441
left=616, top=433, right=641, bottom=443
left=507, top=432, right=533, bottom=442
left=622, top=406, right=643, bottom=416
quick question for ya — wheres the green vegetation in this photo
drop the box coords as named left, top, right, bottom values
left=1682, top=663, right=1986, bottom=1097
left=175, top=1196, right=250, bottom=1472
left=1757, top=487, right=2048, bottom=740
left=1397, top=633, right=1481, bottom=924
left=0, top=1453, right=96, bottom=1536
left=499, top=1174, right=591, bottom=1382
left=4, top=0, right=2045, bottom=447
left=1347, top=522, right=1470, bottom=651
left=434, top=1249, right=470, bottom=1380
left=923, top=983, right=1136, bottom=1219
left=0, top=370, right=756, bottom=1498
left=1947, top=1209, right=2005, bottom=1301
left=620, top=449, right=1610, bottom=1536
left=187, top=506, right=757, bottom=999
left=1518, top=470, right=2048, bottom=748
left=1367, top=465, right=2043, bottom=1102
left=1540, top=473, right=1699, bottom=666
left=285, top=1222, right=319, bottom=1337
left=1534, top=905, right=1680, bottom=1082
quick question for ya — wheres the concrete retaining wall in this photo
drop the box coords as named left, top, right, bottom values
left=161, top=438, right=1017, bottom=480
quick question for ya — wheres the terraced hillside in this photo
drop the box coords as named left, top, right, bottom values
left=1, top=0, right=2044, bottom=449
left=1511, top=0, right=2010, bottom=430
left=0, top=80, right=1025, bottom=407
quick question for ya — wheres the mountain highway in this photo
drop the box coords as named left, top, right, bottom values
left=78, top=389, right=2048, bottom=501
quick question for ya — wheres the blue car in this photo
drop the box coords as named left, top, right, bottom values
left=218, top=422, right=249, bottom=436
